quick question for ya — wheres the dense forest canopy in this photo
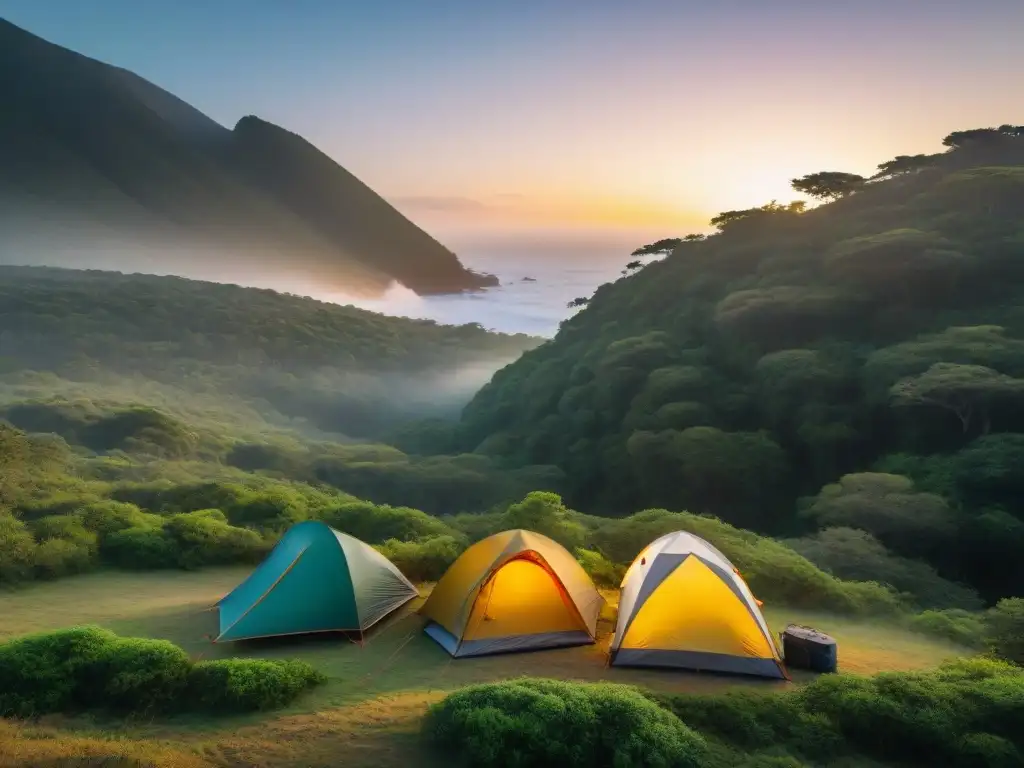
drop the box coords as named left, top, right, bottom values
left=440, top=124, right=1024, bottom=603
left=0, top=267, right=539, bottom=438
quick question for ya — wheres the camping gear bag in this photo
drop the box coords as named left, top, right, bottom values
left=780, top=624, right=837, bottom=673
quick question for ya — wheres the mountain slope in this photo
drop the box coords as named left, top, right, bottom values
left=0, top=18, right=494, bottom=295
left=448, top=125, right=1024, bottom=601
left=0, top=265, right=539, bottom=438
left=229, top=116, right=487, bottom=294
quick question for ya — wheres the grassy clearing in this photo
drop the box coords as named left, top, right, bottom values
left=0, top=568, right=978, bottom=767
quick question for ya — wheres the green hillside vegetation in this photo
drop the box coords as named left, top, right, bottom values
left=0, top=626, right=324, bottom=717
left=0, top=266, right=538, bottom=439
left=442, top=124, right=1024, bottom=604
left=0, top=19, right=495, bottom=295
left=426, top=659, right=1024, bottom=768
left=1, top=119, right=1023, bottom=767
left=5, top=412, right=1024, bottom=659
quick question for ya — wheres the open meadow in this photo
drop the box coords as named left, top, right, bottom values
left=0, top=567, right=976, bottom=768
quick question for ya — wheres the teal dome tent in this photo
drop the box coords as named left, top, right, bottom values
left=215, top=520, right=418, bottom=642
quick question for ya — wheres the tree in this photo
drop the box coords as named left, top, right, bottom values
left=500, top=491, right=586, bottom=551
left=714, top=285, right=853, bottom=348
left=942, top=127, right=1008, bottom=149
left=864, top=326, right=1024, bottom=399
left=986, top=597, right=1024, bottom=663
left=626, top=426, right=787, bottom=528
left=801, top=472, right=958, bottom=558
left=709, top=200, right=805, bottom=231
left=873, top=154, right=939, bottom=179
left=890, top=362, right=1024, bottom=434
left=566, top=296, right=590, bottom=309
left=786, top=527, right=981, bottom=609
left=791, top=171, right=866, bottom=201
left=683, top=233, right=705, bottom=242
left=631, top=238, right=683, bottom=257
left=622, top=260, right=644, bottom=275
left=824, top=228, right=969, bottom=292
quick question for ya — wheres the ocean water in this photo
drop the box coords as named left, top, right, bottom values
left=321, top=241, right=640, bottom=338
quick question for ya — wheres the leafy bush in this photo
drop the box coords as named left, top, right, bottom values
left=985, top=598, right=1024, bottom=664
left=656, top=658, right=1024, bottom=767
left=320, top=500, right=456, bottom=543
left=375, top=535, right=464, bottom=581
left=0, top=626, right=116, bottom=716
left=162, top=511, right=267, bottom=569
left=498, top=491, right=587, bottom=551
left=574, top=548, right=624, bottom=587
left=0, top=513, right=38, bottom=583
left=225, top=489, right=310, bottom=528
left=91, top=636, right=192, bottom=712
left=101, top=525, right=178, bottom=569
left=907, top=609, right=986, bottom=648
left=28, top=515, right=99, bottom=578
left=796, top=659, right=1024, bottom=766
left=424, top=677, right=707, bottom=768
left=0, top=626, right=324, bottom=717
left=78, top=501, right=160, bottom=535
left=786, top=527, right=982, bottom=610
left=32, top=537, right=95, bottom=578
left=186, top=658, right=325, bottom=712
left=800, top=473, right=958, bottom=559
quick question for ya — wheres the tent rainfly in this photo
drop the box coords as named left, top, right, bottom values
left=611, top=531, right=787, bottom=679
left=419, top=529, right=605, bottom=657
left=215, top=520, right=418, bottom=642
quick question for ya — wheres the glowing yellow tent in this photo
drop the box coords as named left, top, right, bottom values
left=611, top=531, right=786, bottom=679
left=419, top=529, right=605, bottom=657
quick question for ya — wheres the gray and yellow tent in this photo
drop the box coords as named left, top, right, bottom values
left=215, top=520, right=418, bottom=642
left=610, top=531, right=786, bottom=679
left=419, top=529, right=604, bottom=657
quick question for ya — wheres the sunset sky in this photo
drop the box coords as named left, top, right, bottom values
left=4, top=0, right=1022, bottom=245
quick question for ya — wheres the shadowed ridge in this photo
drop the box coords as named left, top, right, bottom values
left=229, top=115, right=499, bottom=295
left=0, top=17, right=491, bottom=296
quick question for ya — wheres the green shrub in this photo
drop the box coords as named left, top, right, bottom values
left=574, top=548, right=624, bottom=587
left=986, top=598, right=1024, bottom=664
left=0, top=513, right=38, bottom=583
left=499, top=491, right=587, bottom=551
left=163, top=511, right=266, bottom=569
left=225, top=489, right=309, bottom=528
left=375, top=535, right=464, bottom=581
left=320, top=500, right=455, bottom=543
left=28, top=515, right=98, bottom=578
left=101, top=525, right=177, bottom=569
left=797, top=658, right=1024, bottom=766
left=907, top=609, right=986, bottom=648
left=78, top=501, right=158, bottom=535
left=89, top=636, right=192, bottom=712
left=0, top=626, right=115, bottom=716
left=33, top=537, right=95, bottom=578
left=656, top=658, right=1024, bottom=767
left=786, top=527, right=983, bottom=610
left=423, top=677, right=707, bottom=768
left=187, top=658, right=325, bottom=712
left=956, top=733, right=1021, bottom=768
left=653, top=688, right=843, bottom=761
left=0, top=626, right=324, bottom=717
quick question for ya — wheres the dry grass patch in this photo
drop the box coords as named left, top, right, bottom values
left=0, top=719, right=209, bottom=768
left=198, top=692, right=440, bottom=768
